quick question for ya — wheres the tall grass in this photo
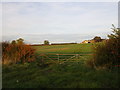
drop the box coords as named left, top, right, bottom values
left=2, top=61, right=119, bottom=88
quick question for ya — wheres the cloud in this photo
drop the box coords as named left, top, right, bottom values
left=2, top=2, right=118, bottom=43
left=2, top=0, right=119, bottom=2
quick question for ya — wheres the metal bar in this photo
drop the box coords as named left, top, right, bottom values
left=44, top=53, right=93, bottom=55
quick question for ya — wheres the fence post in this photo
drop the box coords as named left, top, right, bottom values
left=76, top=54, right=79, bottom=59
left=57, top=54, right=59, bottom=63
left=77, top=54, right=79, bottom=59
left=41, top=54, right=44, bottom=63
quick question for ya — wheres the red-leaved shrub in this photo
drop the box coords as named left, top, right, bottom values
left=2, top=39, right=36, bottom=64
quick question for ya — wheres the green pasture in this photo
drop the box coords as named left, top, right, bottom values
left=33, top=43, right=93, bottom=54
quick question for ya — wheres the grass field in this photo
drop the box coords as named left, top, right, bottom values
left=2, top=43, right=119, bottom=88
left=33, top=43, right=93, bottom=54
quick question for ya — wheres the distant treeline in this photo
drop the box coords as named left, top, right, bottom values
left=51, top=43, right=77, bottom=45
left=31, top=43, right=77, bottom=46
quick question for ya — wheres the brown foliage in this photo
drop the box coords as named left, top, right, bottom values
left=2, top=40, right=36, bottom=64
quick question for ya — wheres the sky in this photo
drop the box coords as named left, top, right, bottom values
left=1, top=2, right=118, bottom=44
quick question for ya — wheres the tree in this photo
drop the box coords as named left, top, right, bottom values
left=11, top=40, right=16, bottom=45
left=16, top=38, right=24, bottom=45
left=108, top=24, right=120, bottom=39
left=44, top=40, right=49, bottom=45
left=93, top=36, right=102, bottom=42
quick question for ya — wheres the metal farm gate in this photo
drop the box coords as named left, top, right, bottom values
left=39, top=53, right=93, bottom=64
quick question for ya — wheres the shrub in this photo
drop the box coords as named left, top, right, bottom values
left=88, top=25, right=120, bottom=69
left=2, top=38, right=36, bottom=64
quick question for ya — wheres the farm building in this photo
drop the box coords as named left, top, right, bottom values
left=81, top=39, right=107, bottom=44
left=81, top=40, right=90, bottom=43
left=81, top=40, right=95, bottom=43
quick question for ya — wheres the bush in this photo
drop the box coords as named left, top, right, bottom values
left=88, top=25, right=120, bottom=69
left=2, top=39, right=36, bottom=64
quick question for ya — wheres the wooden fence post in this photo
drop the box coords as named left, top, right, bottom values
left=42, top=54, right=44, bottom=63
left=57, top=54, right=59, bottom=63
left=77, top=54, right=79, bottom=59
left=76, top=54, right=79, bottom=59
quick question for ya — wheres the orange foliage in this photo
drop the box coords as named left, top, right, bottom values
left=2, top=42, right=36, bottom=64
